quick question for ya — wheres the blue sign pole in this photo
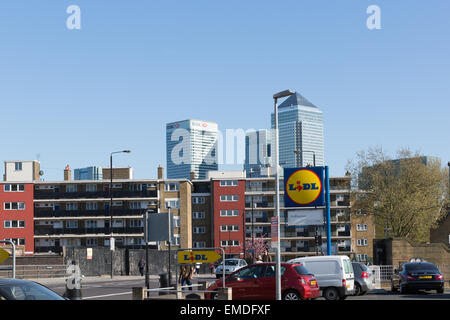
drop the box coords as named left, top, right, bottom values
left=325, top=166, right=332, bottom=255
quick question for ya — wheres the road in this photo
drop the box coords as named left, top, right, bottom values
left=39, top=275, right=450, bottom=300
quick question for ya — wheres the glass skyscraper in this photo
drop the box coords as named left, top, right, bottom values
left=244, top=129, right=273, bottom=177
left=166, top=119, right=218, bottom=179
left=271, top=92, right=324, bottom=168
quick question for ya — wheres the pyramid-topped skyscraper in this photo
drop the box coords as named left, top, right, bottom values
left=271, top=92, right=324, bottom=168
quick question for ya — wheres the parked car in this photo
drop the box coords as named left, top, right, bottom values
left=351, top=262, right=374, bottom=295
left=391, top=262, right=444, bottom=294
left=287, top=255, right=355, bottom=300
left=215, top=258, right=247, bottom=278
left=0, top=278, right=66, bottom=300
left=206, top=262, right=320, bottom=300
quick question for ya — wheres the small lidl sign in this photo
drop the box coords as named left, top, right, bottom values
left=177, top=250, right=222, bottom=264
left=284, top=167, right=325, bottom=207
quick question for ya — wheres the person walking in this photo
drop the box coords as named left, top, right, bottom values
left=262, top=249, right=272, bottom=262
left=179, top=265, right=195, bottom=291
left=138, top=258, right=146, bottom=277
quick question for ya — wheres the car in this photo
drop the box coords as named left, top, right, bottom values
left=351, top=262, right=374, bottom=296
left=215, top=258, right=247, bottom=278
left=390, top=262, right=444, bottom=294
left=205, top=262, right=320, bottom=300
left=287, top=255, right=355, bottom=300
left=0, top=278, right=66, bottom=300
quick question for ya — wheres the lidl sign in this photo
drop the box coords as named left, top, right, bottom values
left=284, top=167, right=324, bottom=207
left=177, top=250, right=222, bottom=264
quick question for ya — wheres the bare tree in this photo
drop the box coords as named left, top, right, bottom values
left=346, top=146, right=448, bottom=243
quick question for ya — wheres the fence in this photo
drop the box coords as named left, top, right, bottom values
left=132, top=282, right=232, bottom=300
left=0, top=265, right=67, bottom=279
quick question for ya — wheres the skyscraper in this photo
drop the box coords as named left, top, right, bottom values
left=166, top=119, right=219, bottom=179
left=271, top=92, right=324, bottom=168
left=244, top=129, right=273, bottom=177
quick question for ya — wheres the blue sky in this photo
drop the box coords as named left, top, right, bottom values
left=0, top=1, right=449, bottom=180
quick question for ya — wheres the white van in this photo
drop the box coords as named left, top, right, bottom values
left=287, top=255, right=355, bottom=300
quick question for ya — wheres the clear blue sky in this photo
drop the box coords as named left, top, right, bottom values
left=0, top=1, right=449, bottom=181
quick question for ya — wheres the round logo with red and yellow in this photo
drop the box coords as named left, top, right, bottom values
left=285, top=169, right=322, bottom=206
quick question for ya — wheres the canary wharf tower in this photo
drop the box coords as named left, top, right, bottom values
left=271, top=92, right=324, bottom=168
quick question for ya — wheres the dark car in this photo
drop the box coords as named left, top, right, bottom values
left=0, top=278, right=66, bottom=300
left=390, top=262, right=444, bottom=294
left=205, top=262, right=320, bottom=300
left=352, top=262, right=374, bottom=296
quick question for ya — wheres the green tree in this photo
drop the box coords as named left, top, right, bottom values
left=346, top=147, right=448, bottom=243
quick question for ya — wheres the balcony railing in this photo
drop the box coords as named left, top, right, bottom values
left=34, top=209, right=147, bottom=218
left=34, top=190, right=158, bottom=200
left=34, top=227, right=144, bottom=236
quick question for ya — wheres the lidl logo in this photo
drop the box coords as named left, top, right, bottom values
left=284, top=167, right=324, bottom=207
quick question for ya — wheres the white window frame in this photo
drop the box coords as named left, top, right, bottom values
left=220, top=195, right=239, bottom=202
left=220, top=180, right=238, bottom=187
left=220, top=210, right=239, bottom=217
left=193, top=212, right=205, bottom=219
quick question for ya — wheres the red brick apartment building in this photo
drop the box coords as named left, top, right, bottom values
left=0, top=182, right=35, bottom=254
left=211, top=172, right=246, bottom=258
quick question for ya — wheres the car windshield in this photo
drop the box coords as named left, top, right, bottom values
left=293, top=265, right=313, bottom=276
left=405, top=264, right=439, bottom=272
left=359, top=263, right=369, bottom=272
left=0, top=281, right=64, bottom=300
left=225, top=260, right=239, bottom=266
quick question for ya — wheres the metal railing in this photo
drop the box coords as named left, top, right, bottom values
left=0, top=265, right=66, bottom=279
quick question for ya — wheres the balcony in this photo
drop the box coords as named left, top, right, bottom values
left=34, top=209, right=147, bottom=218
left=34, top=190, right=158, bottom=200
left=34, top=227, right=144, bottom=236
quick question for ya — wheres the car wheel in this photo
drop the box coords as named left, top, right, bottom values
left=209, top=291, right=218, bottom=300
left=323, top=288, right=339, bottom=301
left=354, top=283, right=361, bottom=296
left=391, top=282, right=398, bottom=293
left=282, top=290, right=301, bottom=300
left=400, top=284, right=408, bottom=294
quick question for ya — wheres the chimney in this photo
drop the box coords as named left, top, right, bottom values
left=190, top=171, right=196, bottom=180
left=64, top=165, right=71, bottom=181
left=157, top=165, right=164, bottom=179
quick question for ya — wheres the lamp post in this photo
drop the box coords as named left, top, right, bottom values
left=273, top=89, right=295, bottom=300
left=109, top=149, right=131, bottom=279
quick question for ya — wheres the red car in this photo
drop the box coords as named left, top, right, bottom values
left=205, top=262, right=320, bottom=300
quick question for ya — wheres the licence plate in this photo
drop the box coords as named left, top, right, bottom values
left=419, top=276, right=432, bottom=279
left=310, top=280, right=317, bottom=286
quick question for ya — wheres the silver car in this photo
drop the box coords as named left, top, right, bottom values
left=215, top=259, right=247, bottom=278
left=352, top=262, right=375, bottom=295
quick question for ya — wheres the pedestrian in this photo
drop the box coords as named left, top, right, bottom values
left=138, top=258, right=146, bottom=277
left=262, top=249, right=272, bottom=262
left=179, top=264, right=195, bottom=291
left=256, top=255, right=263, bottom=263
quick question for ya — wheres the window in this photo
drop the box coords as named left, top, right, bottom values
left=66, top=203, right=78, bottom=211
left=220, top=195, right=238, bottom=202
left=193, top=212, right=205, bottom=219
left=4, top=184, right=25, bottom=192
left=4, top=202, right=26, bottom=210
left=86, top=220, right=98, bottom=228
left=192, top=197, right=205, bottom=204
left=86, top=184, right=97, bottom=192
left=173, top=216, right=180, bottom=228
left=129, top=219, right=143, bottom=228
left=220, top=240, right=240, bottom=247
left=66, top=221, right=78, bottom=229
left=357, top=238, right=368, bottom=246
left=165, top=182, right=179, bottom=192
left=129, top=202, right=142, bottom=209
left=66, top=185, right=77, bottom=192
left=193, top=242, right=206, bottom=248
left=220, top=225, right=239, bottom=232
left=356, top=224, right=368, bottom=231
left=165, top=199, right=180, bottom=209
left=86, top=238, right=98, bottom=246
left=220, top=210, right=239, bottom=217
left=86, top=203, right=98, bottom=211
left=193, top=226, right=206, bottom=234
left=3, top=221, right=24, bottom=228
left=220, top=180, right=238, bottom=187
left=14, top=162, right=22, bottom=171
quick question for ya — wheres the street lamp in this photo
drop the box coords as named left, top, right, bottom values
left=273, top=89, right=295, bottom=300
left=109, top=149, right=131, bottom=279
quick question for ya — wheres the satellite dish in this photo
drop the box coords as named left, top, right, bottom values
left=39, top=170, right=44, bottom=176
